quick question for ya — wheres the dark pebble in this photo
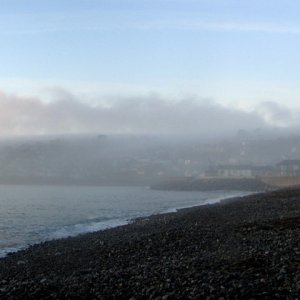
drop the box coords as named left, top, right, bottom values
left=0, top=188, right=300, bottom=299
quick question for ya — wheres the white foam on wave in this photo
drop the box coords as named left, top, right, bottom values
left=161, top=199, right=215, bottom=214
left=0, top=245, right=25, bottom=258
left=0, top=219, right=129, bottom=258
left=161, top=191, right=255, bottom=214
left=50, top=218, right=129, bottom=239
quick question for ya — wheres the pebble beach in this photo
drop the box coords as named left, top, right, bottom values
left=0, top=188, right=300, bottom=299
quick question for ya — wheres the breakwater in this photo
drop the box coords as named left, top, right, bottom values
left=151, top=177, right=272, bottom=191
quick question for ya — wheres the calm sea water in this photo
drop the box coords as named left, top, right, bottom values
left=0, top=185, right=249, bottom=257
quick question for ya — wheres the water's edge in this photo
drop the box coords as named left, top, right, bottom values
left=0, top=190, right=255, bottom=258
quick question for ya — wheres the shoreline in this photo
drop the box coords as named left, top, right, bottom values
left=0, top=188, right=300, bottom=298
left=0, top=190, right=252, bottom=259
left=150, top=177, right=272, bottom=191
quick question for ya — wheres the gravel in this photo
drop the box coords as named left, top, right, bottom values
left=0, top=188, right=300, bottom=299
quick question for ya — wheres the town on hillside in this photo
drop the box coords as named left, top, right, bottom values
left=0, top=134, right=300, bottom=187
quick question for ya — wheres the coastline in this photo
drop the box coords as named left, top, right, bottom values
left=150, top=177, right=272, bottom=191
left=1, top=188, right=300, bottom=298
left=0, top=189, right=250, bottom=258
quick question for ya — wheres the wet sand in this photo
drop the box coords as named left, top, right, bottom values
left=0, top=188, right=300, bottom=299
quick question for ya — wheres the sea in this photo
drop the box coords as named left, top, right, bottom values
left=0, top=185, right=250, bottom=257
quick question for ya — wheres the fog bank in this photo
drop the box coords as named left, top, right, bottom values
left=0, top=88, right=296, bottom=136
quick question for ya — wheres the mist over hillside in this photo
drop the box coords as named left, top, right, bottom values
left=0, top=130, right=299, bottom=185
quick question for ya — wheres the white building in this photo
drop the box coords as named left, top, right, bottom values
left=277, top=160, right=300, bottom=176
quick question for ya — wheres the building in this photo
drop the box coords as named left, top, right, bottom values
left=204, top=165, right=254, bottom=178
left=216, top=165, right=253, bottom=178
left=277, top=160, right=300, bottom=176
left=204, top=164, right=274, bottom=178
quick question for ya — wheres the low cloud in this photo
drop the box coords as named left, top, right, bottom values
left=0, top=88, right=296, bottom=136
left=256, top=101, right=299, bottom=127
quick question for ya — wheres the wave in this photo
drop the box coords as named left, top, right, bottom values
left=0, top=245, right=25, bottom=258
left=161, top=191, right=254, bottom=213
left=50, top=218, right=129, bottom=239
left=0, top=190, right=255, bottom=258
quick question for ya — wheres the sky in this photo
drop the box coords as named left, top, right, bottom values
left=0, top=0, right=300, bottom=135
